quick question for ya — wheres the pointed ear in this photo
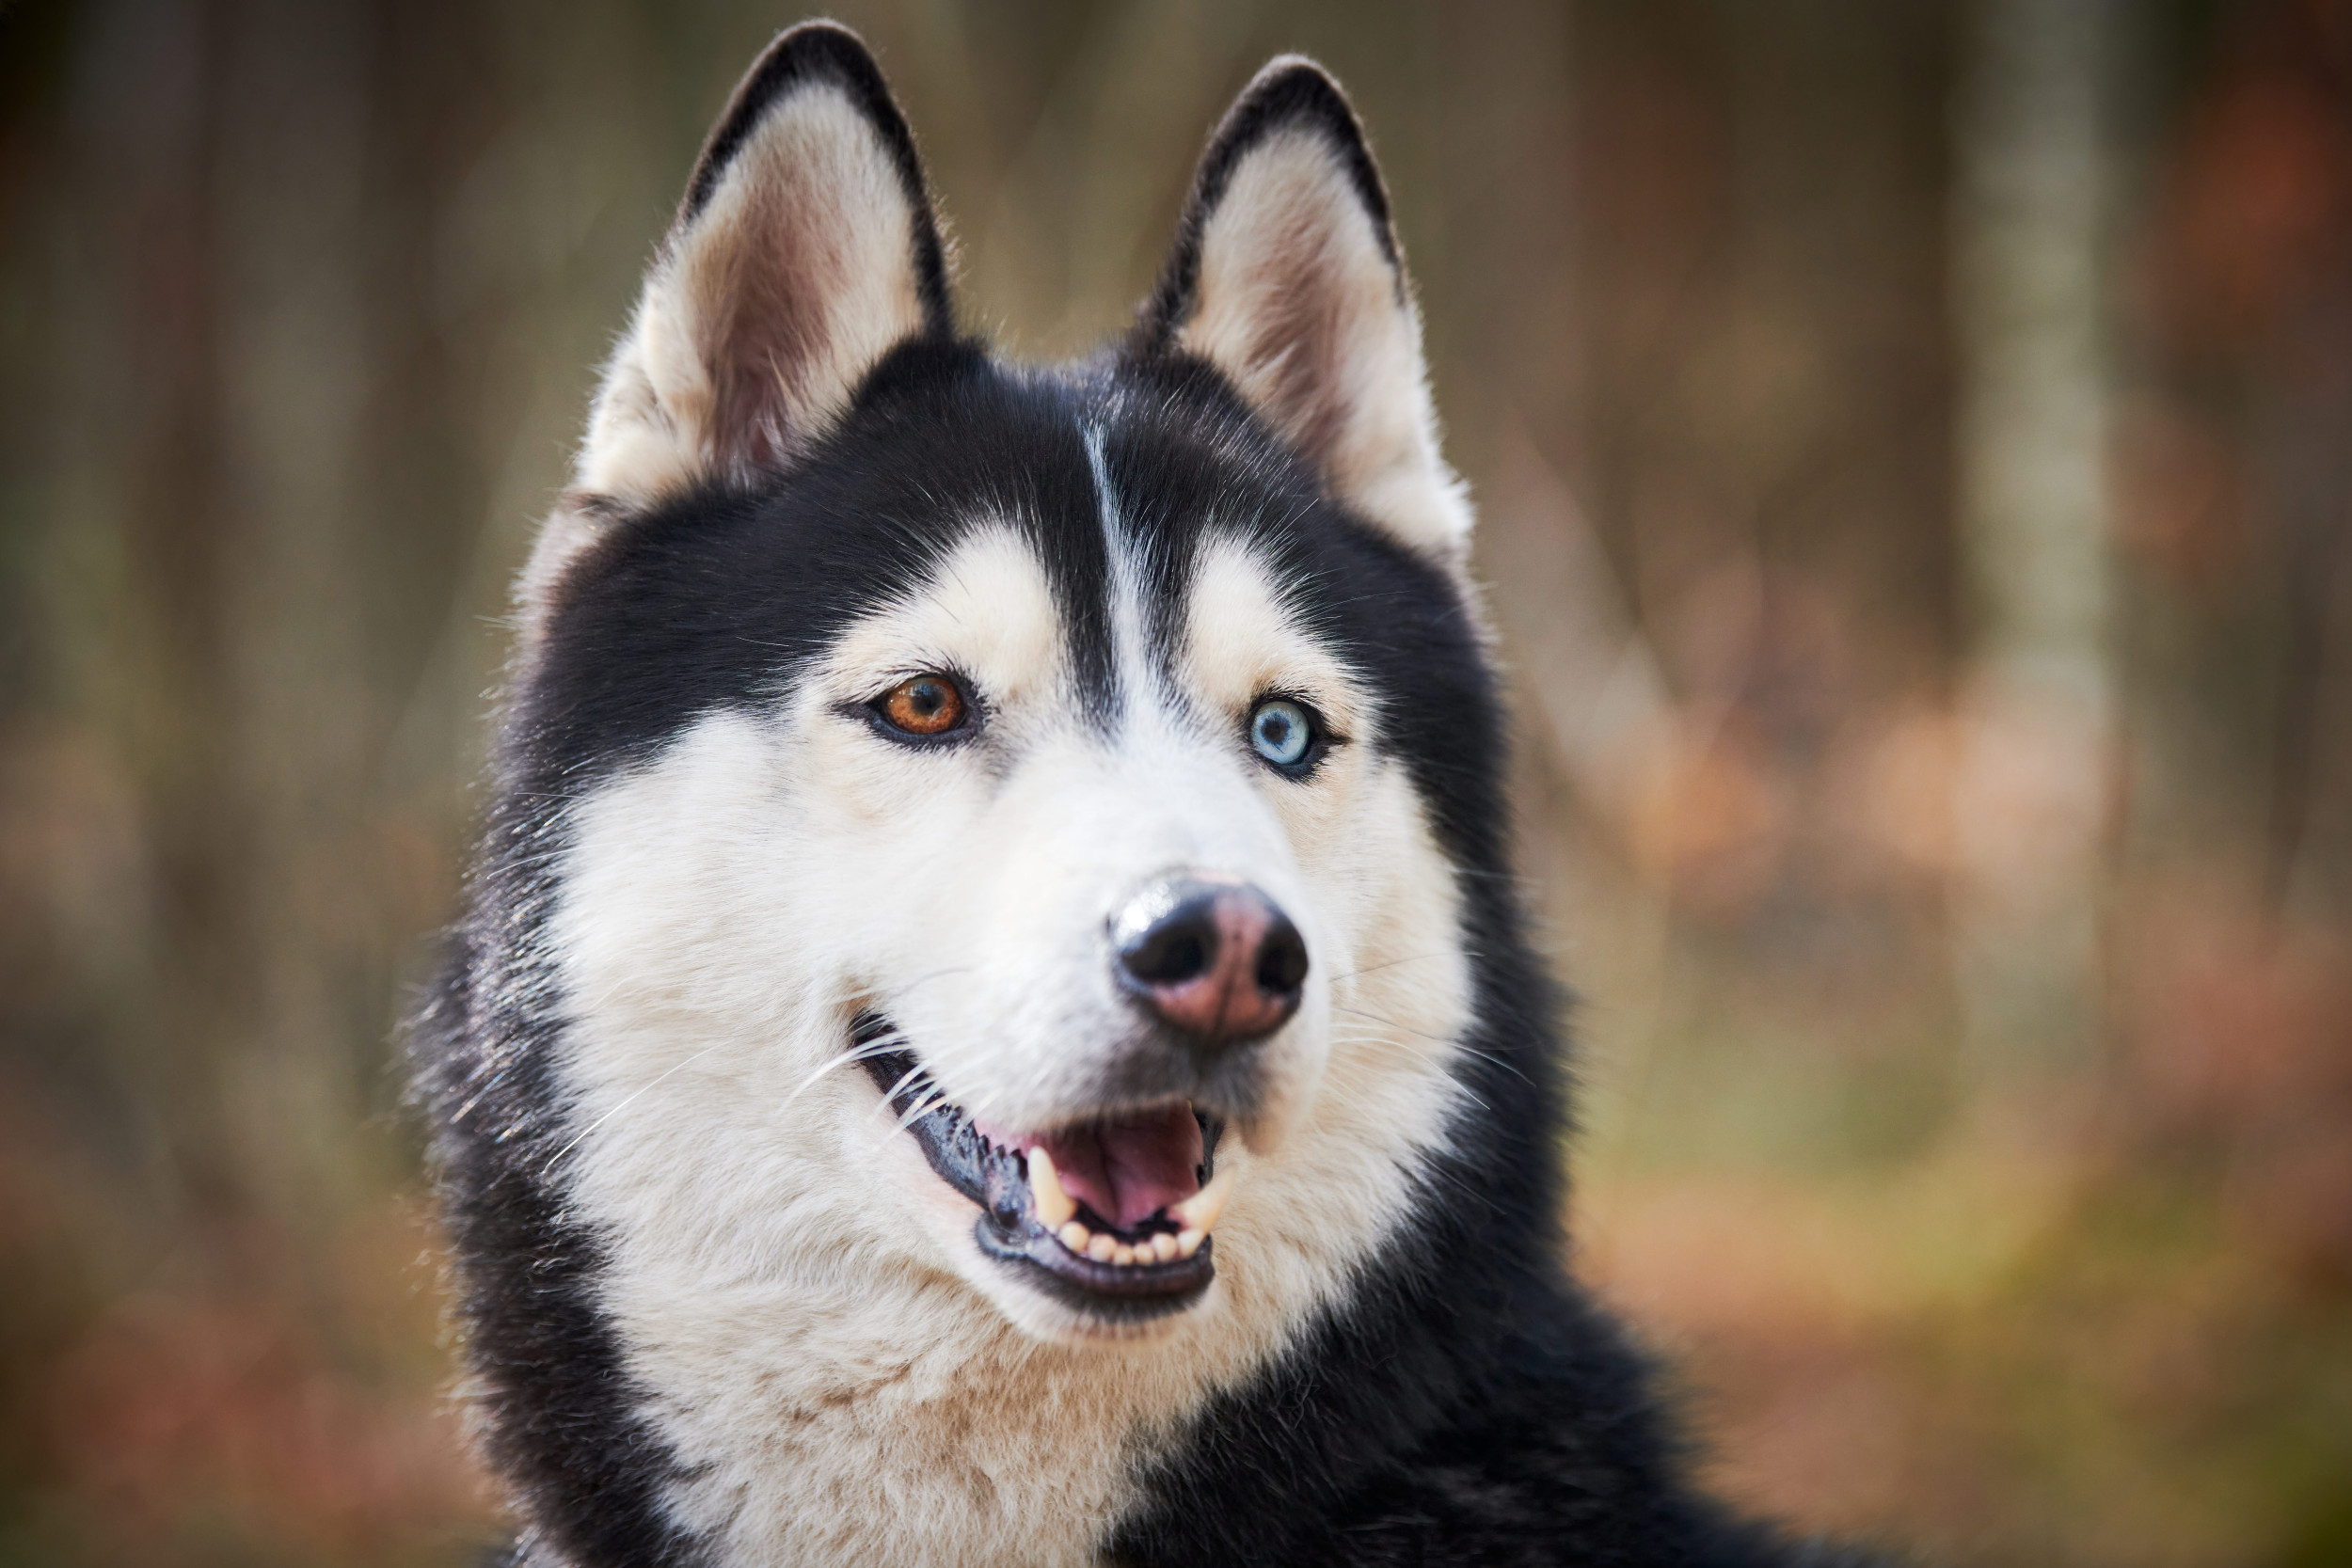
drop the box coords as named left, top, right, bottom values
left=564, top=23, right=949, bottom=513
left=1133, top=59, right=1469, bottom=559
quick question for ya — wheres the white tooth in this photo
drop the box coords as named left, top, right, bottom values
left=1175, top=1228, right=1204, bottom=1258
left=1086, top=1233, right=1119, bottom=1263
left=1058, top=1222, right=1091, bottom=1253
left=1167, top=1168, right=1233, bottom=1236
left=1150, top=1232, right=1180, bottom=1263
left=1112, top=1243, right=1136, bottom=1266
left=1027, top=1147, right=1077, bottom=1229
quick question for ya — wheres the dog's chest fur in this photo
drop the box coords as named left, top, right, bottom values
left=621, top=1275, right=1158, bottom=1565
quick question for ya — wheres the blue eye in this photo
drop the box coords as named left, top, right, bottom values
left=1248, top=699, right=1314, bottom=768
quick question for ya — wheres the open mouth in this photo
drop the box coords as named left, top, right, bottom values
left=855, top=1014, right=1228, bottom=1323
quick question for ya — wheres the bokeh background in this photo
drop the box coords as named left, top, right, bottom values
left=4, top=0, right=2351, bottom=1562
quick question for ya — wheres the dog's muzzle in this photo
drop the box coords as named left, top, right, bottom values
left=859, top=874, right=1310, bottom=1323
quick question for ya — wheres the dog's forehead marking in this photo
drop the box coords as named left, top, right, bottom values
left=1086, top=419, right=1162, bottom=724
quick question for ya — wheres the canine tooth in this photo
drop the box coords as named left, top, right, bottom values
left=1167, top=1168, right=1233, bottom=1236
left=1058, top=1222, right=1090, bottom=1253
left=1086, top=1233, right=1119, bottom=1263
left=1112, top=1243, right=1136, bottom=1266
left=1027, top=1147, right=1077, bottom=1229
left=1150, top=1232, right=1180, bottom=1263
left=1175, top=1229, right=1204, bottom=1258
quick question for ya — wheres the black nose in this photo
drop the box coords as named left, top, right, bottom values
left=1113, top=877, right=1308, bottom=1046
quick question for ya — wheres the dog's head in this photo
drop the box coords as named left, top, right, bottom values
left=507, top=25, right=1496, bottom=1347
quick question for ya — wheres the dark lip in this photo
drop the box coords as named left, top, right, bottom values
left=853, top=1011, right=1221, bottom=1323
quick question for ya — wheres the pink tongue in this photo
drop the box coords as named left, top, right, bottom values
left=987, top=1105, right=1203, bottom=1230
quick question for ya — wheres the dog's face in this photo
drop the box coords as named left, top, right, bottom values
left=513, top=32, right=1487, bottom=1352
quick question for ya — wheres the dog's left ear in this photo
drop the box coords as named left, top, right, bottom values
left=1134, top=59, right=1470, bottom=560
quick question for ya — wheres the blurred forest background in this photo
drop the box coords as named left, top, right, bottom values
left=4, top=0, right=2351, bottom=1563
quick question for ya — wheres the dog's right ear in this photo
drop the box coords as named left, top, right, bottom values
left=523, top=24, right=950, bottom=620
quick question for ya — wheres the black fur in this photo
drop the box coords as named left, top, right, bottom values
left=413, top=959, right=705, bottom=1568
left=413, top=30, right=1885, bottom=1568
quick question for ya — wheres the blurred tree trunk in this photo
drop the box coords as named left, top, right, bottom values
left=1950, top=0, right=2121, bottom=1071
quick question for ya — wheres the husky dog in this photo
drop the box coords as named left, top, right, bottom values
left=415, top=23, right=1871, bottom=1568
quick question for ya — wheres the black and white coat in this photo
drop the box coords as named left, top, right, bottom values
left=413, top=24, right=1879, bottom=1568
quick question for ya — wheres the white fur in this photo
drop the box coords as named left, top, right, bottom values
left=1179, top=122, right=1472, bottom=562
left=543, top=515, right=1471, bottom=1565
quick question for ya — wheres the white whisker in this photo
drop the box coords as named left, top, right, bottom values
left=1323, top=950, right=1479, bottom=985
left=783, top=1031, right=911, bottom=1108
left=897, top=1087, right=954, bottom=1131
left=541, top=1038, right=734, bottom=1176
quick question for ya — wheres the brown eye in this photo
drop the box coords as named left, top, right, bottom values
left=876, top=673, right=967, bottom=737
